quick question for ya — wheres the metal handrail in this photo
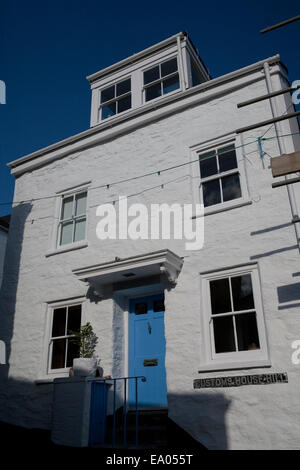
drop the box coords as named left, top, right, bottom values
left=89, top=375, right=146, bottom=448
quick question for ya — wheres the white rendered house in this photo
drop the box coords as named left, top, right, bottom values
left=1, top=32, right=300, bottom=449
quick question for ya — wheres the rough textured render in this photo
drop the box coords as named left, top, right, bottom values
left=0, top=54, right=300, bottom=450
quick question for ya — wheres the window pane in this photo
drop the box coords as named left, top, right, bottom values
left=161, top=58, right=178, bottom=77
left=60, top=221, right=73, bottom=245
left=135, top=302, right=148, bottom=315
left=221, top=173, right=241, bottom=202
left=66, top=338, right=80, bottom=367
left=213, top=316, right=236, bottom=353
left=52, top=307, right=67, bottom=337
left=118, top=95, right=131, bottom=113
left=153, top=299, right=165, bottom=312
left=102, top=101, right=116, bottom=119
left=74, top=218, right=86, bottom=242
left=61, top=196, right=73, bottom=220
left=67, top=305, right=81, bottom=334
left=191, top=62, right=201, bottom=86
left=163, top=74, right=180, bottom=94
left=51, top=338, right=66, bottom=369
left=199, top=151, right=217, bottom=178
left=144, top=66, right=159, bottom=85
left=145, top=83, right=161, bottom=102
left=202, top=179, right=221, bottom=207
left=75, top=192, right=87, bottom=216
left=236, top=313, right=260, bottom=351
left=218, top=145, right=237, bottom=172
left=231, top=274, right=255, bottom=311
left=116, top=79, right=131, bottom=96
left=101, top=85, right=115, bottom=103
left=210, top=278, right=231, bottom=314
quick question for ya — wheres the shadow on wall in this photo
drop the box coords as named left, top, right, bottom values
left=0, top=377, right=229, bottom=451
left=0, top=203, right=32, bottom=385
left=277, top=282, right=300, bottom=310
left=0, top=377, right=53, bottom=430
left=168, top=391, right=230, bottom=450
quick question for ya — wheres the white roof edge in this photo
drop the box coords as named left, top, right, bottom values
left=86, top=32, right=185, bottom=83
left=7, top=54, right=281, bottom=171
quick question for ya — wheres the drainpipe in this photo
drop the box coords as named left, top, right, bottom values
left=263, top=61, right=300, bottom=249
left=177, top=35, right=186, bottom=91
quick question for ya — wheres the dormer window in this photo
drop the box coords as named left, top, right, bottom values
left=100, top=78, right=131, bottom=120
left=143, top=57, right=180, bottom=102
left=88, top=33, right=211, bottom=127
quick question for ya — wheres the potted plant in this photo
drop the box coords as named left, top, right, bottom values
left=71, top=322, right=99, bottom=377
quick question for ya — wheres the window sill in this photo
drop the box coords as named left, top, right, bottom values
left=198, top=359, right=271, bottom=373
left=35, top=378, right=54, bottom=385
left=45, top=241, right=88, bottom=257
left=193, top=199, right=252, bottom=218
left=36, top=371, right=70, bottom=384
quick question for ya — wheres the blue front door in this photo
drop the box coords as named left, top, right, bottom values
left=129, top=294, right=167, bottom=408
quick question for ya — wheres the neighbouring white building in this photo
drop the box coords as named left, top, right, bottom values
left=0, top=215, right=10, bottom=288
left=0, top=32, right=300, bottom=450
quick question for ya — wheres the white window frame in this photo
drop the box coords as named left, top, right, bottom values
left=190, top=135, right=251, bottom=216
left=46, top=182, right=90, bottom=257
left=57, top=190, right=88, bottom=247
left=141, top=55, right=181, bottom=104
left=98, top=76, right=132, bottom=121
left=199, top=263, right=270, bottom=372
left=43, top=298, right=85, bottom=376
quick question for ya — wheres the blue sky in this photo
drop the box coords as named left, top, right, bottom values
left=0, top=0, right=299, bottom=216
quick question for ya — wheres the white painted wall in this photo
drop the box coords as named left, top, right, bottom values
left=1, top=61, right=300, bottom=449
left=51, top=377, right=91, bottom=447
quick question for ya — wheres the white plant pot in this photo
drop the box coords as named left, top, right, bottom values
left=73, top=357, right=98, bottom=377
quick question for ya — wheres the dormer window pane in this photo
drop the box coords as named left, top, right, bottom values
left=161, top=58, right=177, bottom=77
left=144, top=66, right=159, bottom=85
left=102, top=102, right=116, bottom=119
left=191, top=61, right=201, bottom=86
left=116, top=79, right=131, bottom=96
left=145, top=83, right=162, bottom=102
left=101, top=86, right=115, bottom=103
left=118, top=95, right=131, bottom=113
left=163, top=75, right=180, bottom=94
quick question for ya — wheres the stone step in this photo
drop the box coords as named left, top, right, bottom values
left=105, top=409, right=168, bottom=448
left=126, top=409, right=168, bottom=427
left=105, top=409, right=206, bottom=449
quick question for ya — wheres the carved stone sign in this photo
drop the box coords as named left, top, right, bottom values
left=194, top=372, right=288, bottom=389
